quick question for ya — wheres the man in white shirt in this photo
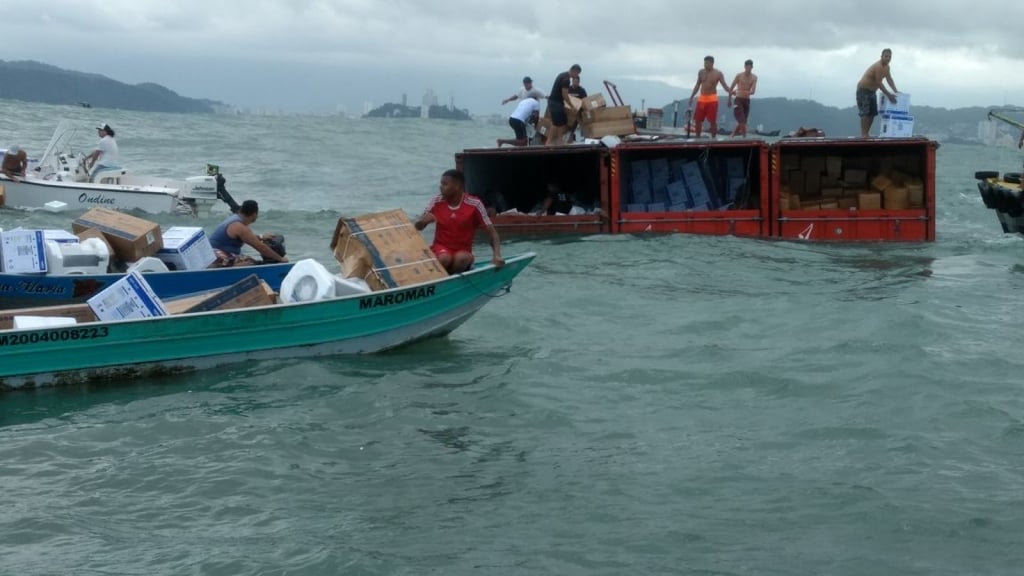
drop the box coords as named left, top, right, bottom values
left=84, top=123, right=120, bottom=175
left=497, top=97, right=540, bottom=147
left=501, top=76, right=546, bottom=105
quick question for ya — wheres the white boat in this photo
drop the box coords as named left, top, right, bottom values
left=0, top=120, right=236, bottom=217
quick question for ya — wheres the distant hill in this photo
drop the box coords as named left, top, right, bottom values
left=658, top=97, right=1019, bottom=141
left=0, top=60, right=228, bottom=113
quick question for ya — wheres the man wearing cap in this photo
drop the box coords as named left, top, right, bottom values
left=501, top=76, right=546, bottom=105
left=1, top=145, right=28, bottom=181
left=497, top=97, right=540, bottom=147
left=83, top=123, right=120, bottom=175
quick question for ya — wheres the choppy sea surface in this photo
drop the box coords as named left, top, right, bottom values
left=2, top=101, right=1024, bottom=575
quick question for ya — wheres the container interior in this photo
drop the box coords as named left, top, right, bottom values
left=778, top=141, right=929, bottom=211
left=618, top=145, right=763, bottom=214
left=459, top=148, right=606, bottom=215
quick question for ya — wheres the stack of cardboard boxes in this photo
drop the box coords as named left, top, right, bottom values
left=0, top=208, right=220, bottom=276
left=578, top=93, right=636, bottom=139
left=879, top=93, right=913, bottom=138
left=535, top=93, right=637, bottom=141
left=779, top=154, right=924, bottom=211
left=332, top=209, right=449, bottom=291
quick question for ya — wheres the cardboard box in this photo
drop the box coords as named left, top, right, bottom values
left=858, top=192, right=882, bottom=210
left=156, top=226, right=216, bottom=271
left=71, top=208, right=163, bottom=262
left=87, top=270, right=167, bottom=321
left=581, top=118, right=636, bottom=139
left=804, top=171, right=821, bottom=196
left=165, top=274, right=276, bottom=314
left=825, top=156, right=843, bottom=176
left=838, top=197, right=858, bottom=210
left=883, top=186, right=910, bottom=210
left=907, top=183, right=925, bottom=208
left=879, top=113, right=914, bottom=138
left=0, top=303, right=98, bottom=330
left=581, top=93, right=607, bottom=111
left=582, top=105, right=632, bottom=124
left=879, top=92, right=911, bottom=114
left=870, top=173, right=894, bottom=192
left=1, top=229, right=47, bottom=273
left=802, top=156, right=827, bottom=176
left=331, top=209, right=449, bottom=292
left=843, top=169, right=868, bottom=186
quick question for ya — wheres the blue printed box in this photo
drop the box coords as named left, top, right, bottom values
left=1, top=229, right=47, bottom=274
left=87, top=269, right=167, bottom=321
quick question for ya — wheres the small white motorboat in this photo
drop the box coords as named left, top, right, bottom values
left=0, top=120, right=237, bottom=217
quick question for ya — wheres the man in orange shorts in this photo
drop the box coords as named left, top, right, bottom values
left=688, top=55, right=731, bottom=138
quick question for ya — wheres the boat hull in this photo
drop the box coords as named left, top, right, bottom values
left=0, top=253, right=534, bottom=389
left=0, top=263, right=296, bottom=309
left=1, top=175, right=185, bottom=213
left=977, top=175, right=1024, bottom=235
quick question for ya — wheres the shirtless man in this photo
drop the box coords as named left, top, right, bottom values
left=728, top=60, right=758, bottom=137
left=688, top=55, right=731, bottom=138
left=1, top=145, right=28, bottom=181
left=856, top=48, right=899, bottom=138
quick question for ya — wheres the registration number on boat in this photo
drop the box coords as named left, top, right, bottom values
left=1, top=326, right=110, bottom=347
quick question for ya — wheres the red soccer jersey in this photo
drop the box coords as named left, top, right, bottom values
left=423, top=193, right=492, bottom=253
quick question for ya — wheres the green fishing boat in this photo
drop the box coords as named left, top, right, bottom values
left=0, top=253, right=535, bottom=390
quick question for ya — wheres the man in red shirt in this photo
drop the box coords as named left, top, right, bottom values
left=415, top=169, right=504, bottom=273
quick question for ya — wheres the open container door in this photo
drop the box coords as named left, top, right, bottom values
left=771, top=137, right=937, bottom=242
left=611, top=139, right=769, bottom=237
left=455, top=145, right=610, bottom=237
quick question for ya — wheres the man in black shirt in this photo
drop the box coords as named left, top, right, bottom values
left=546, top=64, right=581, bottom=146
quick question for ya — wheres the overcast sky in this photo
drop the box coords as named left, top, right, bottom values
left=4, top=0, right=1023, bottom=115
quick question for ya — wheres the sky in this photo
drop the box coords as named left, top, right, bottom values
left=3, top=0, right=1023, bottom=115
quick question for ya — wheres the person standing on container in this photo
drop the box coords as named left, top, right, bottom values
left=415, top=169, right=504, bottom=273
left=501, top=76, right=546, bottom=105
left=688, top=56, right=731, bottom=139
left=545, top=64, right=582, bottom=146
left=497, top=97, right=540, bottom=147
left=728, top=59, right=758, bottom=137
left=856, top=48, right=899, bottom=138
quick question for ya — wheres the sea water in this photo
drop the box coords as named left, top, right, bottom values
left=1, top=101, right=1023, bottom=575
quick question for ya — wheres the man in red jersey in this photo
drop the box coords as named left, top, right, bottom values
left=415, top=169, right=504, bottom=273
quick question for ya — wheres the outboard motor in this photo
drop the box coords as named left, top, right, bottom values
left=214, top=171, right=241, bottom=213
left=262, top=234, right=286, bottom=264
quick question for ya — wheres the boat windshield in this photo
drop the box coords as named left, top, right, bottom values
left=35, top=119, right=88, bottom=176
